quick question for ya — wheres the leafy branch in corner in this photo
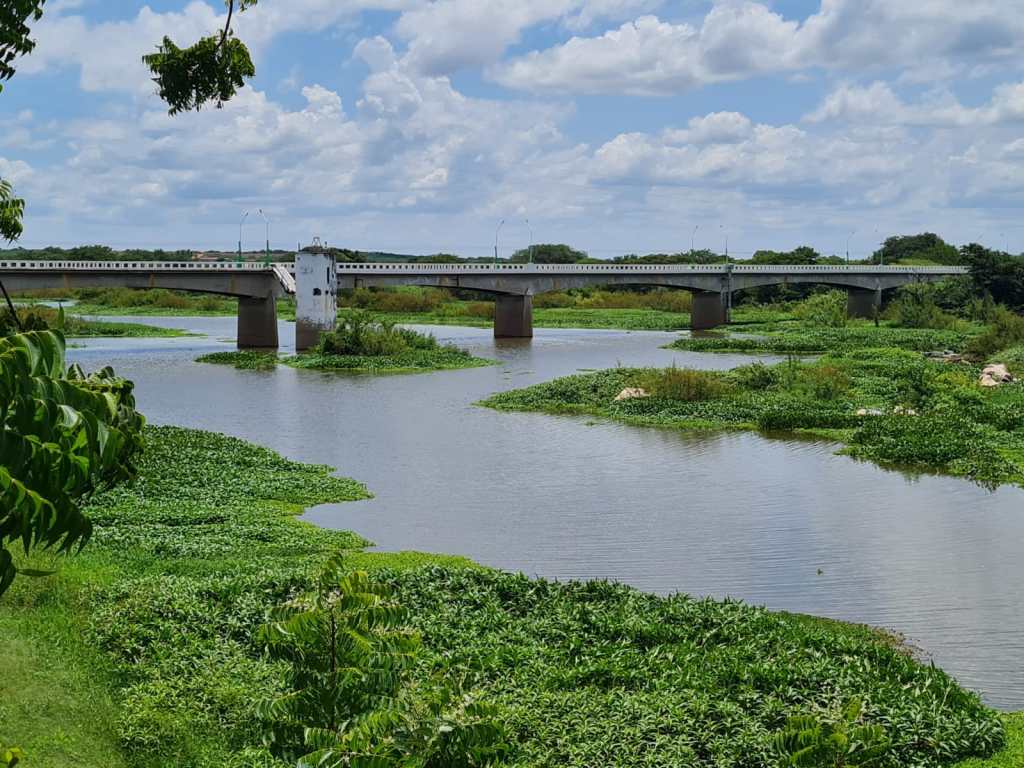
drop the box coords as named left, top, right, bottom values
left=142, top=0, right=259, bottom=114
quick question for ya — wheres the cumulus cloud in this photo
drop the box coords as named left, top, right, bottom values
left=493, top=0, right=1024, bottom=95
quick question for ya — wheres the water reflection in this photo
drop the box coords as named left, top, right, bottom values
left=67, top=315, right=1024, bottom=710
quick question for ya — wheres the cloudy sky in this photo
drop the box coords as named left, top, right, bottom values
left=2, top=0, right=1023, bottom=258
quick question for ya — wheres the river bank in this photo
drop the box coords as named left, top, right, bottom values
left=0, top=425, right=1016, bottom=767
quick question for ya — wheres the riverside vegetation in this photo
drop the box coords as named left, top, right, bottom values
left=198, top=313, right=492, bottom=374
left=0, top=328, right=1021, bottom=767
left=1, top=305, right=188, bottom=338
left=0, top=424, right=1014, bottom=768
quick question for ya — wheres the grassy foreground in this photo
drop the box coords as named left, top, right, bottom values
left=0, top=426, right=1014, bottom=767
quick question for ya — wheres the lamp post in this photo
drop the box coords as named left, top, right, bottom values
left=846, top=229, right=855, bottom=265
left=720, top=224, right=729, bottom=263
left=257, top=209, right=270, bottom=264
left=691, top=224, right=699, bottom=253
left=238, top=211, right=249, bottom=264
left=494, top=218, right=505, bottom=264
left=525, top=218, right=534, bottom=263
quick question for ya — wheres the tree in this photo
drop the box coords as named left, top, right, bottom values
left=961, top=243, right=1024, bottom=310
left=143, top=0, right=258, bottom=115
left=510, top=243, right=587, bottom=264
left=0, top=2, right=46, bottom=242
left=871, top=233, right=959, bottom=265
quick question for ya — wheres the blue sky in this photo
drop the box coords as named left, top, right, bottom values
left=2, top=0, right=1023, bottom=257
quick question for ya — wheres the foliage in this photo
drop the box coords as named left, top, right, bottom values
left=955, top=713, right=1024, bottom=768
left=142, top=1, right=258, bottom=114
left=197, top=350, right=278, bottom=370
left=0, top=742, right=24, bottom=767
left=510, top=243, right=587, bottom=264
left=794, top=290, right=848, bottom=328
left=751, top=246, right=823, bottom=265
left=638, top=365, right=732, bottom=401
left=773, top=698, right=890, bottom=767
left=1, top=304, right=188, bottom=338
left=671, top=324, right=970, bottom=354
left=0, top=0, right=45, bottom=92
left=962, top=245, right=1024, bottom=311
left=885, top=284, right=964, bottom=330
left=0, top=178, right=24, bottom=243
left=964, top=307, right=1024, bottom=359
left=257, top=553, right=507, bottom=767
left=871, top=233, right=960, bottom=266
left=0, top=330, right=143, bottom=595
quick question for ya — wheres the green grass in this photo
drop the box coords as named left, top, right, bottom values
left=0, top=425, right=1011, bottom=767
left=283, top=347, right=495, bottom=373
left=195, top=350, right=278, bottom=370
left=480, top=350, right=1024, bottom=488
left=65, top=318, right=192, bottom=338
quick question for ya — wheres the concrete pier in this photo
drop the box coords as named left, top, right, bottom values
left=494, top=294, right=533, bottom=338
left=847, top=287, right=882, bottom=320
left=295, top=250, right=338, bottom=351
left=690, top=291, right=730, bottom=330
left=236, top=294, right=279, bottom=348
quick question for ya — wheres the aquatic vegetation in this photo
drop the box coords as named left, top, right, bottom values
left=196, top=349, right=278, bottom=370
left=2, top=304, right=189, bottom=337
left=3, top=425, right=1008, bottom=767
left=671, top=323, right=972, bottom=354
left=481, top=350, right=1024, bottom=488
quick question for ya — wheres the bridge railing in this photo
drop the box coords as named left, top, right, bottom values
left=333, top=263, right=969, bottom=275
left=0, top=261, right=274, bottom=271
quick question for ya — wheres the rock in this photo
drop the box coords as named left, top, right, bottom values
left=856, top=407, right=884, bottom=416
left=980, top=363, right=1015, bottom=386
left=892, top=406, right=917, bottom=416
left=614, top=387, right=649, bottom=401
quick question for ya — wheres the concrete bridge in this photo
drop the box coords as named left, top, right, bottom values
left=336, top=262, right=968, bottom=336
left=0, top=259, right=967, bottom=347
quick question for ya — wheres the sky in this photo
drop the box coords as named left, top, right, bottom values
left=2, top=0, right=1023, bottom=259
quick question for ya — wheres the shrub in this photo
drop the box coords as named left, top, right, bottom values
left=794, top=290, right=848, bottom=328
left=318, top=313, right=439, bottom=357
left=730, top=361, right=778, bottom=390
left=795, top=364, right=852, bottom=402
left=638, top=365, right=733, bottom=401
left=965, top=307, right=1024, bottom=358
left=885, top=285, right=963, bottom=330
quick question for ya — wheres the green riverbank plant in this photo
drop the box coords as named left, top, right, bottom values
left=0, top=330, right=143, bottom=595
left=773, top=698, right=889, bottom=767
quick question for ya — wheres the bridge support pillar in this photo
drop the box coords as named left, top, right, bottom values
left=494, top=294, right=533, bottom=338
left=295, top=250, right=338, bottom=351
left=691, top=291, right=730, bottom=330
left=847, top=288, right=881, bottom=320
left=237, top=295, right=279, bottom=349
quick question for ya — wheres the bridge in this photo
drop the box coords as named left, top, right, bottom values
left=0, top=259, right=967, bottom=348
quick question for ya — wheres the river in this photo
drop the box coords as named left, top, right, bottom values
left=68, top=315, right=1024, bottom=711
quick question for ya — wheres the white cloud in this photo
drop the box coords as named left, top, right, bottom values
left=493, top=0, right=1024, bottom=95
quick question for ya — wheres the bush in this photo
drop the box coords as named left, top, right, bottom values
left=965, top=307, right=1024, bottom=358
left=318, top=313, right=439, bottom=357
left=794, top=290, right=848, bottom=328
left=637, top=365, right=732, bottom=401
left=730, top=362, right=778, bottom=390
left=795, top=364, right=852, bottom=401
left=885, top=285, right=963, bottom=330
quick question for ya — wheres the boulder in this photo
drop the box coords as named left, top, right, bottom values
left=614, top=387, right=649, bottom=401
left=856, top=407, right=884, bottom=416
left=980, top=363, right=1015, bottom=387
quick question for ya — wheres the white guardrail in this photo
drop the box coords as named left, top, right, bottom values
left=0, top=260, right=968, bottom=275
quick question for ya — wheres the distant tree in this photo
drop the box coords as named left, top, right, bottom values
left=752, top=246, right=820, bottom=265
left=511, top=243, right=587, bottom=263
left=871, top=233, right=959, bottom=265
left=962, top=243, right=1024, bottom=310
left=614, top=250, right=725, bottom=265
left=414, top=253, right=462, bottom=263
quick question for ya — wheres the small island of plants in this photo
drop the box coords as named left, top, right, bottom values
left=197, top=313, right=493, bottom=374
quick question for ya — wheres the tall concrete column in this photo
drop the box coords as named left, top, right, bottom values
left=847, top=288, right=881, bottom=320
left=237, top=294, right=279, bottom=349
left=295, top=250, right=338, bottom=351
left=494, top=294, right=533, bottom=338
left=691, top=291, right=729, bottom=330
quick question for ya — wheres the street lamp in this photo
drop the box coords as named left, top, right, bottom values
left=494, top=219, right=505, bottom=264
left=846, top=229, right=855, bottom=265
left=720, top=224, right=729, bottom=263
left=257, top=209, right=271, bottom=264
left=238, top=211, right=249, bottom=264
left=691, top=224, right=699, bottom=253
left=525, top=218, right=534, bottom=264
